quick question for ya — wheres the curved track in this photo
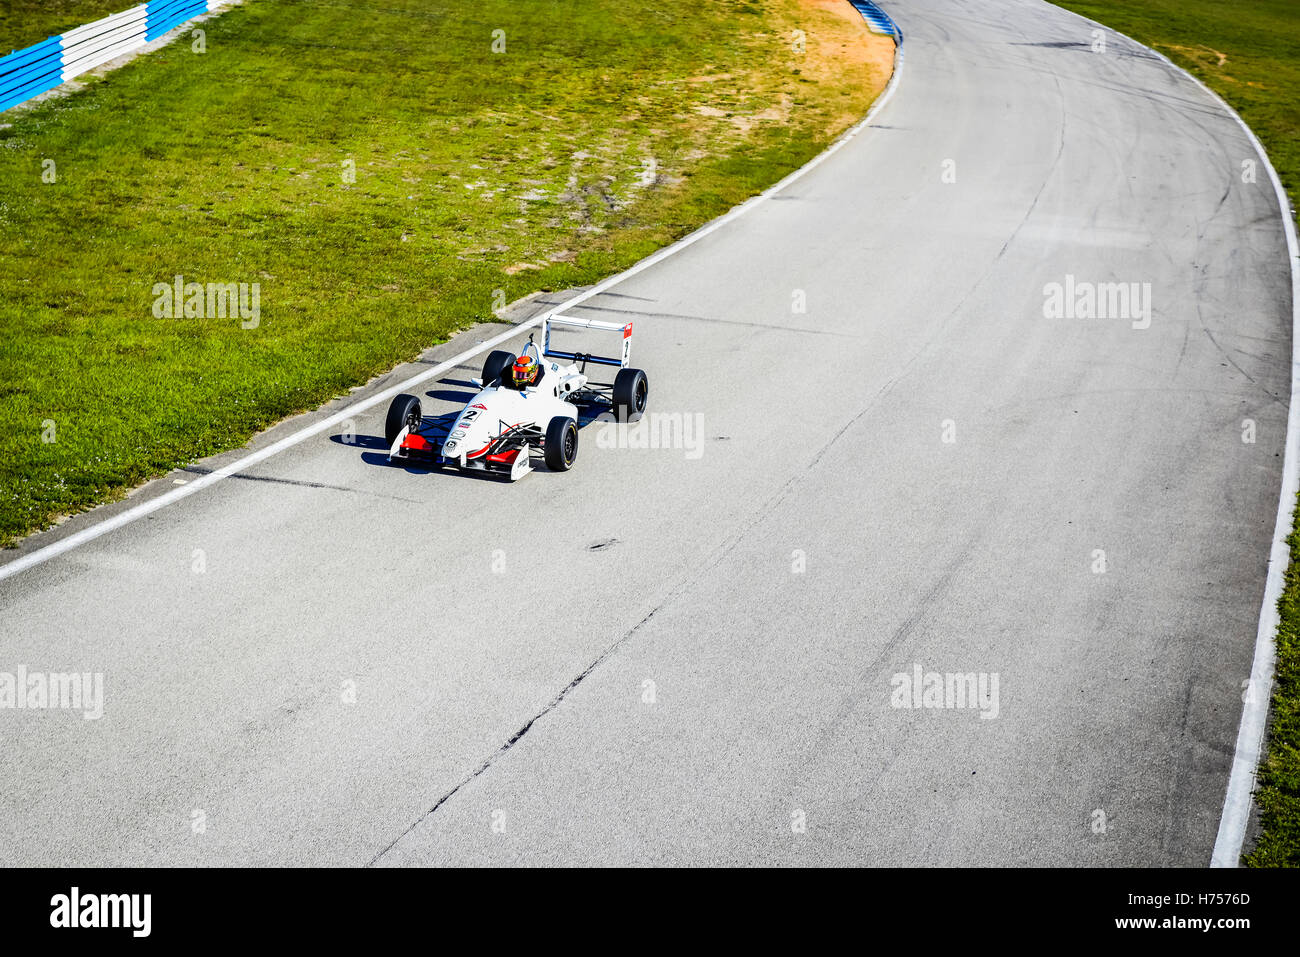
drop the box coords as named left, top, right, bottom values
left=0, top=0, right=1292, bottom=865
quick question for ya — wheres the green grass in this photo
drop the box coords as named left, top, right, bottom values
left=1, top=1, right=138, bottom=53
left=0, top=0, right=891, bottom=546
left=1251, top=516, right=1300, bottom=866
left=1051, top=0, right=1300, bottom=866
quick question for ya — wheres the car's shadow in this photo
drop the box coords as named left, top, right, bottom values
left=437, top=378, right=479, bottom=390
left=334, top=408, right=460, bottom=474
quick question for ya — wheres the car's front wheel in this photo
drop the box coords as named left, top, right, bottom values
left=544, top=416, right=579, bottom=471
left=385, top=394, right=422, bottom=447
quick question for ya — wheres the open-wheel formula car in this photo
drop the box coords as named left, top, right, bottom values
left=384, top=314, right=649, bottom=481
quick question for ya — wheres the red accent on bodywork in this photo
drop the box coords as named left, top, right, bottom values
left=401, top=434, right=433, bottom=451
left=468, top=423, right=525, bottom=460
left=623, top=323, right=633, bottom=338
left=486, top=449, right=520, bottom=465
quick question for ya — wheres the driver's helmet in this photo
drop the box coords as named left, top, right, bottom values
left=510, top=352, right=540, bottom=388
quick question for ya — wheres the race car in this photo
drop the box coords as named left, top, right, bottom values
left=384, top=313, right=649, bottom=480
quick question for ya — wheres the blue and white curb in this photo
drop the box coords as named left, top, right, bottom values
left=0, top=0, right=231, bottom=113
left=849, top=0, right=902, bottom=41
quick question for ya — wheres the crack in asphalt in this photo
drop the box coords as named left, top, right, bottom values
left=366, top=349, right=917, bottom=867
left=365, top=599, right=668, bottom=867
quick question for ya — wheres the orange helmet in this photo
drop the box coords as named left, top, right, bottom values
left=511, top=353, right=539, bottom=388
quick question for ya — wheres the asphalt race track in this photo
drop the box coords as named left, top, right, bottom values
left=1, top=0, right=1293, bottom=866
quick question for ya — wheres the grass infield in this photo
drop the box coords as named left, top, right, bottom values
left=0, top=0, right=892, bottom=546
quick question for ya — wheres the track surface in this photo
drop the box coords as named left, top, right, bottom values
left=1, top=0, right=1292, bottom=866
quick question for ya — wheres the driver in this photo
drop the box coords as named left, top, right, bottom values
left=509, top=352, right=542, bottom=389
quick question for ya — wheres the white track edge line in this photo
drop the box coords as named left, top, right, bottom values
left=0, top=32, right=906, bottom=585
left=1173, top=57, right=1300, bottom=873
left=1052, top=5, right=1300, bottom=868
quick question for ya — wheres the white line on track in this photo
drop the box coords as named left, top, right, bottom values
left=0, top=41, right=906, bottom=585
left=1183, top=62, right=1300, bottom=871
left=1055, top=8, right=1300, bottom=869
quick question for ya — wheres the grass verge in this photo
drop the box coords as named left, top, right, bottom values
left=1049, top=0, right=1300, bottom=865
left=0, top=0, right=892, bottom=546
left=1, top=1, right=142, bottom=54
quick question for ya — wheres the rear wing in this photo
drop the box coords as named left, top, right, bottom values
left=542, top=314, right=632, bottom=369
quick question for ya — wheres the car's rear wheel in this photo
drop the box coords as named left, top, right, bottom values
left=613, top=368, right=649, bottom=421
left=385, top=394, right=422, bottom=447
left=544, top=416, right=579, bottom=471
left=482, top=350, right=516, bottom=387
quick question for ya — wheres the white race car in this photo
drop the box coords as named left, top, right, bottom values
left=385, top=314, right=649, bottom=480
